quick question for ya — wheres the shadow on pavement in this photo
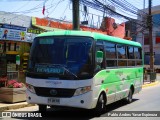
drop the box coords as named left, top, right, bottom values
left=10, top=98, right=139, bottom=119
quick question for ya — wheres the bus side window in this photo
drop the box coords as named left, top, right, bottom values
left=134, top=47, right=141, bottom=59
left=134, top=47, right=142, bottom=66
left=117, top=44, right=127, bottom=66
left=127, top=46, right=135, bottom=66
left=96, top=42, right=105, bottom=69
left=128, top=46, right=134, bottom=59
left=104, top=41, right=117, bottom=67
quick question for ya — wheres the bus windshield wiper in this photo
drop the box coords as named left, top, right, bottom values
left=54, top=64, right=78, bottom=79
left=63, top=67, right=78, bottom=79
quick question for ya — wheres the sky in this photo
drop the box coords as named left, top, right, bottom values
left=0, top=0, right=160, bottom=25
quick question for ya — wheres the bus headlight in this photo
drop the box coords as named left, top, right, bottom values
left=74, top=86, right=91, bottom=96
left=26, top=83, right=36, bottom=94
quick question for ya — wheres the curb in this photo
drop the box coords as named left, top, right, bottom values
left=0, top=103, right=36, bottom=112
left=142, top=81, right=159, bottom=88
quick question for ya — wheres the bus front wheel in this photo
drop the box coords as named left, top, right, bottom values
left=38, top=104, right=47, bottom=112
left=94, top=93, right=106, bottom=115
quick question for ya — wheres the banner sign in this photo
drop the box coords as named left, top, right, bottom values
left=27, top=28, right=44, bottom=34
left=0, top=23, right=27, bottom=41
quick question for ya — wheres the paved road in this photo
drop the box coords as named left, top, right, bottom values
left=5, top=83, right=160, bottom=120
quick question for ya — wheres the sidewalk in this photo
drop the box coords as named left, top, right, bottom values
left=0, top=102, right=35, bottom=111
left=0, top=80, right=159, bottom=112
left=142, top=80, right=159, bottom=88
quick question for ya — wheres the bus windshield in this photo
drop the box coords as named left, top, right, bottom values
left=27, top=36, right=93, bottom=80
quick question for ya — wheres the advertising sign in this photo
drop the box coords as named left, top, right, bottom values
left=0, top=23, right=27, bottom=41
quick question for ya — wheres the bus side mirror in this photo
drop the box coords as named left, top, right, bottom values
left=96, top=51, right=103, bottom=63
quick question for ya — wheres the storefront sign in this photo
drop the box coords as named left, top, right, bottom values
left=0, top=23, right=27, bottom=41
left=27, top=28, right=44, bottom=34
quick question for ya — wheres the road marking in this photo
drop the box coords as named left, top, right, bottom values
left=142, top=81, right=159, bottom=88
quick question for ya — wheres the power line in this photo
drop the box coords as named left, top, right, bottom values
left=11, top=1, right=31, bottom=12
left=47, top=0, right=65, bottom=17
left=60, top=0, right=71, bottom=20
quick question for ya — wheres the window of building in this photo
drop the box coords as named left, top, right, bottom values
left=156, top=37, right=160, bottom=44
left=144, top=34, right=149, bottom=45
left=156, top=32, right=160, bottom=44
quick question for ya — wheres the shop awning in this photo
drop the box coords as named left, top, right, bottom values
left=32, top=24, right=63, bottom=31
left=32, top=17, right=63, bottom=31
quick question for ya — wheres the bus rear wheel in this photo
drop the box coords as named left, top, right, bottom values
left=38, top=104, right=47, bottom=112
left=94, top=93, right=106, bottom=115
left=125, top=89, right=133, bottom=104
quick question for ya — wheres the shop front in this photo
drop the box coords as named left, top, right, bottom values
left=0, top=23, right=31, bottom=84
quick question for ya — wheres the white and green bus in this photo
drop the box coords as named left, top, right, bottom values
left=26, top=30, right=143, bottom=113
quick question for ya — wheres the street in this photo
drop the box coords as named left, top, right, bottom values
left=0, top=0, right=160, bottom=120
left=5, top=83, right=160, bottom=120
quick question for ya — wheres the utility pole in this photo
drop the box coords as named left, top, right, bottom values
left=148, top=0, right=156, bottom=81
left=72, top=0, right=80, bottom=30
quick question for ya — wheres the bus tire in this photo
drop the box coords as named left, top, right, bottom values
left=125, top=88, right=133, bottom=104
left=94, top=93, right=106, bottom=115
left=38, top=104, right=47, bottom=112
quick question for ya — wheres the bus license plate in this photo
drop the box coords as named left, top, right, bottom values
left=48, top=98, right=60, bottom=104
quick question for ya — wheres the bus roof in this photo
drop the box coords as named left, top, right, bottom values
left=37, top=30, right=141, bottom=47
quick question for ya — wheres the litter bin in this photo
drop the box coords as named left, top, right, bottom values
left=149, top=72, right=156, bottom=82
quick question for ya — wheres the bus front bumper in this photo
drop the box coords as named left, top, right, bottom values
left=26, top=90, right=94, bottom=109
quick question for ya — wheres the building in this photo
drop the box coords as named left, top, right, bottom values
left=125, top=20, right=137, bottom=41
left=0, top=11, right=36, bottom=84
left=136, top=5, right=160, bottom=72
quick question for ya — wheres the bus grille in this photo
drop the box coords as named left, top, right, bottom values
left=34, top=87, right=76, bottom=98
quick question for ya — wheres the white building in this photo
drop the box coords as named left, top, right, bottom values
left=136, top=5, right=160, bottom=72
